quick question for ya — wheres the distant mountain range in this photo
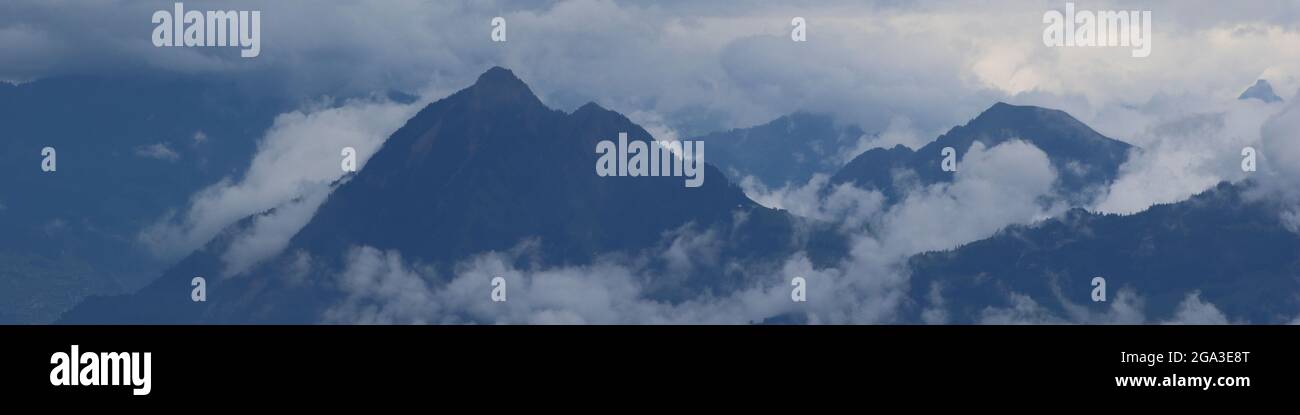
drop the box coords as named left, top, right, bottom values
left=908, top=181, right=1300, bottom=324
left=693, top=112, right=865, bottom=188
left=830, top=102, right=1133, bottom=206
left=45, top=67, right=1297, bottom=325
left=61, top=67, right=843, bottom=323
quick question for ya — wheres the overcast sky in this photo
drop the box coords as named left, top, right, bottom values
left=3, top=0, right=1297, bottom=137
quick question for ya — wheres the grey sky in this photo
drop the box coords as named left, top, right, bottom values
left=4, top=0, right=1298, bottom=138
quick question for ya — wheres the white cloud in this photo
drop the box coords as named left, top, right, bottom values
left=748, top=140, right=1064, bottom=323
left=326, top=239, right=850, bottom=324
left=1257, top=89, right=1300, bottom=198
left=1162, top=291, right=1231, bottom=324
left=325, top=139, right=1064, bottom=324
left=1091, top=97, right=1284, bottom=214
left=979, top=293, right=1067, bottom=324
left=325, top=245, right=443, bottom=324
left=838, top=116, right=926, bottom=164
left=139, top=96, right=424, bottom=264
left=740, top=174, right=887, bottom=231
left=878, top=140, right=1061, bottom=255
left=920, top=281, right=948, bottom=324
left=134, top=142, right=180, bottom=162
left=1281, top=208, right=1300, bottom=234
left=219, top=184, right=332, bottom=277
left=1073, top=288, right=1148, bottom=324
left=979, top=287, right=1148, bottom=324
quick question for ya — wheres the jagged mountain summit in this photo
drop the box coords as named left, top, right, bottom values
left=693, top=112, right=866, bottom=188
left=1239, top=79, right=1283, bottom=103
left=829, top=102, right=1133, bottom=205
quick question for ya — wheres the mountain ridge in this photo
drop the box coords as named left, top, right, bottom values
left=830, top=101, right=1133, bottom=205
left=907, top=180, right=1300, bottom=323
left=59, top=66, right=841, bottom=324
left=693, top=111, right=866, bottom=188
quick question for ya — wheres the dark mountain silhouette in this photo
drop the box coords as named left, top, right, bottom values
left=1239, top=79, right=1283, bottom=103
left=830, top=102, right=1133, bottom=205
left=693, top=112, right=865, bottom=188
left=61, top=67, right=841, bottom=324
left=293, top=67, right=805, bottom=267
left=907, top=181, right=1300, bottom=323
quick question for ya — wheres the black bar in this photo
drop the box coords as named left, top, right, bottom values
left=1, top=325, right=1293, bottom=402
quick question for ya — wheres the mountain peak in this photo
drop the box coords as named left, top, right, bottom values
left=831, top=101, right=1134, bottom=205
left=967, top=101, right=1095, bottom=134
left=1239, top=79, right=1282, bottom=103
left=477, top=66, right=522, bottom=84
left=980, top=101, right=1052, bottom=118
left=468, top=66, right=535, bottom=95
left=574, top=101, right=607, bottom=115
left=442, top=66, right=545, bottom=111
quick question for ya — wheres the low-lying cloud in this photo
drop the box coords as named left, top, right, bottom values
left=139, top=96, right=424, bottom=274
left=326, top=140, right=1065, bottom=324
left=1090, top=96, right=1286, bottom=214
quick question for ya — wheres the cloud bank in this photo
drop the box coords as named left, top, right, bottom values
left=326, top=140, right=1064, bottom=324
left=139, top=96, right=424, bottom=275
left=6, top=0, right=1299, bottom=142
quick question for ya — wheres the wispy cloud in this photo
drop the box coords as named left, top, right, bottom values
left=326, top=139, right=1065, bottom=324
left=134, top=142, right=180, bottom=162
left=139, top=95, right=424, bottom=266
